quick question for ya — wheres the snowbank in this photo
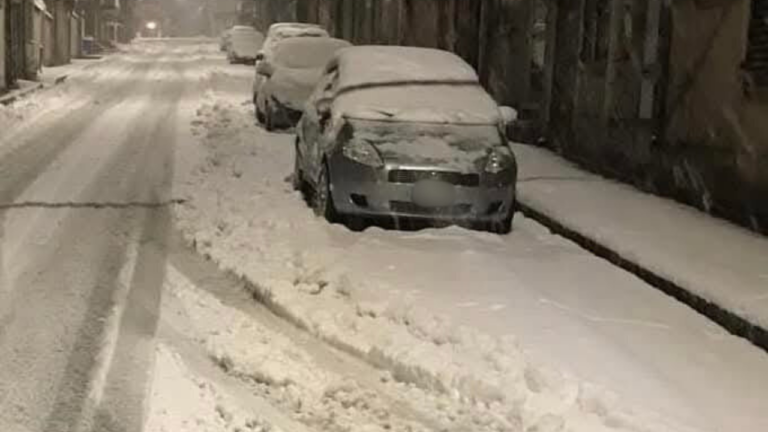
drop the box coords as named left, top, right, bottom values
left=174, top=64, right=768, bottom=432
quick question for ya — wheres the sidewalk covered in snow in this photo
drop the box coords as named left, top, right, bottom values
left=513, top=143, right=768, bottom=344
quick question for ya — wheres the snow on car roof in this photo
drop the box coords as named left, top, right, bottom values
left=268, top=22, right=323, bottom=32
left=273, top=38, right=352, bottom=70
left=334, top=83, right=501, bottom=125
left=333, top=46, right=480, bottom=92
left=231, top=25, right=257, bottom=33
left=269, top=25, right=329, bottom=40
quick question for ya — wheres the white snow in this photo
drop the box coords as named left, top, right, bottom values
left=228, top=28, right=264, bottom=59
left=512, top=143, right=768, bottom=329
left=335, top=84, right=502, bottom=125
left=261, top=26, right=330, bottom=61
left=263, top=39, right=351, bottom=110
left=173, top=64, right=768, bottom=432
left=273, top=38, right=352, bottom=70
left=334, top=46, right=480, bottom=91
left=348, top=119, right=501, bottom=171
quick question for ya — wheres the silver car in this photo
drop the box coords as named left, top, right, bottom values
left=255, top=37, right=352, bottom=130
left=294, top=46, right=518, bottom=233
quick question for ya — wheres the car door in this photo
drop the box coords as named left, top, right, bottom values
left=301, top=69, right=338, bottom=183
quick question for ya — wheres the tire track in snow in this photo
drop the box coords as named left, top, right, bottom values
left=0, top=41, right=201, bottom=432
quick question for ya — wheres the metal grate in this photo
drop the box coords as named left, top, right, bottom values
left=746, top=0, right=768, bottom=87
left=388, top=170, right=480, bottom=187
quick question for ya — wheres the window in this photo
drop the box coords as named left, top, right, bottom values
left=746, top=0, right=768, bottom=87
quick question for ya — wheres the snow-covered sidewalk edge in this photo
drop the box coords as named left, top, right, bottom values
left=0, top=57, right=107, bottom=106
left=512, top=145, right=768, bottom=354
left=175, top=231, right=688, bottom=432
left=172, top=72, right=702, bottom=432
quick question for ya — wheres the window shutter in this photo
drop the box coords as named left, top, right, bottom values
left=746, top=0, right=768, bottom=86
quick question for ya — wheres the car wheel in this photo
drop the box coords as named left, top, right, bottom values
left=490, top=200, right=517, bottom=234
left=345, top=216, right=367, bottom=232
left=313, top=162, right=338, bottom=223
left=489, top=213, right=514, bottom=235
left=255, top=105, right=265, bottom=123
left=264, top=103, right=275, bottom=132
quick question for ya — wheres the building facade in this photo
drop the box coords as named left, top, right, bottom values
left=266, top=0, right=767, bottom=233
left=1, top=0, right=6, bottom=92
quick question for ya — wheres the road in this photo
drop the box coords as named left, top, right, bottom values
left=0, top=41, right=198, bottom=432
left=1, top=39, right=768, bottom=432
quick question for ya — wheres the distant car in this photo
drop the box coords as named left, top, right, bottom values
left=294, top=46, right=519, bottom=234
left=252, top=23, right=330, bottom=104
left=226, top=26, right=264, bottom=64
left=255, top=37, right=352, bottom=131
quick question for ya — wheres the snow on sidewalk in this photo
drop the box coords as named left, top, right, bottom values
left=512, top=143, right=768, bottom=333
left=173, top=65, right=768, bottom=432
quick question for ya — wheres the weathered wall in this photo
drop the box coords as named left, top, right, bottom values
left=662, top=0, right=768, bottom=230
left=548, top=0, right=767, bottom=233
left=0, top=0, right=6, bottom=92
left=52, top=0, right=71, bottom=65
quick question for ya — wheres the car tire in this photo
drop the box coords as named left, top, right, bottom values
left=264, top=103, right=275, bottom=132
left=345, top=216, right=367, bottom=232
left=489, top=213, right=514, bottom=235
left=313, top=162, right=338, bottom=223
left=255, top=105, right=265, bottom=123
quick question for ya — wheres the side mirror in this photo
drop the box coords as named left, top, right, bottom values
left=499, top=106, right=518, bottom=128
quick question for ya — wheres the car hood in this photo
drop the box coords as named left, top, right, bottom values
left=267, top=67, right=323, bottom=110
left=373, top=137, right=488, bottom=172
left=347, top=121, right=502, bottom=172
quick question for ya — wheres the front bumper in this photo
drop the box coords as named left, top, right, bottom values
left=327, top=153, right=516, bottom=222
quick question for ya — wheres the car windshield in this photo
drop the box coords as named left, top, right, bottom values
left=274, top=40, right=349, bottom=69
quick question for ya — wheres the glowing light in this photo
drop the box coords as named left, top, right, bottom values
left=146, top=21, right=158, bottom=31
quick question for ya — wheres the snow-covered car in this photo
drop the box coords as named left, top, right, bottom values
left=294, top=46, right=519, bottom=233
left=252, top=23, right=330, bottom=104
left=226, top=26, right=264, bottom=64
left=255, top=37, right=352, bottom=131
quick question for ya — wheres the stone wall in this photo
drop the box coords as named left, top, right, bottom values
left=662, top=0, right=768, bottom=231
left=546, top=0, right=767, bottom=233
left=1, top=1, right=6, bottom=92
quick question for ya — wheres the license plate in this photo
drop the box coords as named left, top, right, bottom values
left=412, top=180, right=456, bottom=207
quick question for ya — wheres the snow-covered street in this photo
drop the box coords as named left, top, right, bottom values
left=2, top=39, right=768, bottom=432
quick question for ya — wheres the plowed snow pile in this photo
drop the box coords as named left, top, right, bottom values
left=173, top=66, right=768, bottom=432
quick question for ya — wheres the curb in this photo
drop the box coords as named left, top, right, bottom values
left=517, top=200, right=768, bottom=354
left=0, top=74, right=69, bottom=106
left=0, top=83, right=44, bottom=106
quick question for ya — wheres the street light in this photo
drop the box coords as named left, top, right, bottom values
left=146, top=21, right=158, bottom=31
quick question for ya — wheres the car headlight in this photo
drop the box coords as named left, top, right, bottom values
left=343, top=139, right=384, bottom=168
left=485, top=146, right=515, bottom=174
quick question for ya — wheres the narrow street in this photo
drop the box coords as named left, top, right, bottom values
left=0, top=41, right=202, bottom=431
left=0, top=39, right=767, bottom=432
